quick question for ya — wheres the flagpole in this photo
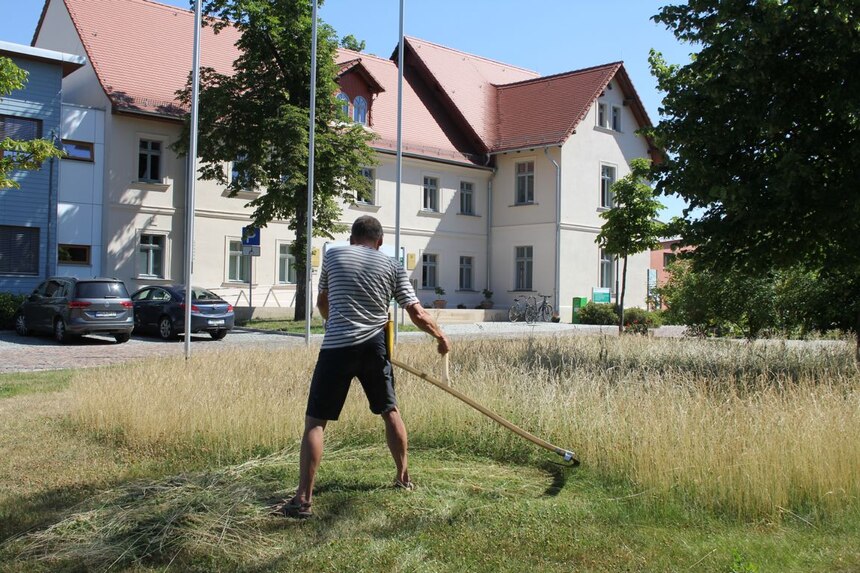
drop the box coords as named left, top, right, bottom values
left=394, top=0, right=404, bottom=341
left=304, top=0, right=319, bottom=345
left=184, top=0, right=202, bottom=360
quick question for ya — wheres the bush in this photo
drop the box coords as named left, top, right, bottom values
left=622, top=307, right=660, bottom=334
left=578, top=302, right=618, bottom=325
left=0, top=292, right=26, bottom=330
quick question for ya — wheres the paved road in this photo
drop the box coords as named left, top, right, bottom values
left=0, top=322, right=650, bottom=374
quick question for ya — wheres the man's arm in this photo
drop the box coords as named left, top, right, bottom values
left=405, top=302, right=451, bottom=355
left=317, top=290, right=329, bottom=320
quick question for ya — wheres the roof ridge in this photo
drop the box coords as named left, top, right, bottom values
left=404, top=35, right=538, bottom=76
left=496, top=61, right=623, bottom=90
left=338, top=47, right=395, bottom=66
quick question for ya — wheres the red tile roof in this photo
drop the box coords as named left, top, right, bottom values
left=39, top=0, right=655, bottom=165
left=42, top=0, right=241, bottom=116
left=494, top=63, right=621, bottom=152
left=401, top=37, right=539, bottom=151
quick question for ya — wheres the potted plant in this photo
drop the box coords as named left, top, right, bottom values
left=432, top=286, right=447, bottom=309
left=479, top=288, right=494, bottom=309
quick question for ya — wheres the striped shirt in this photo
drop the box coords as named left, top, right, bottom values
left=319, top=245, right=419, bottom=349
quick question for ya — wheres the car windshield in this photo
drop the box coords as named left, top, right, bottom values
left=76, top=281, right=129, bottom=299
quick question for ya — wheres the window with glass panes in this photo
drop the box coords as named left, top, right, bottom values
left=611, top=106, right=622, bottom=131
left=278, top=244, right=297, bottom=284
left=515, top=246, right=533, bottom=290
left=228, top=240, right=251, bottom=282
left=357, top=167, right=375, bottom=204
left=138, top=139, right=161, bottom=182
left=353, top=96, right=368, bottom=124
left=423, top=176, right=439, bottom=212
left=515, top=162, right=534, bottom=204
left=600, top=165, right=616, bottom=208
left=600, top=248, right=615, bottom=291
left=459, top=256, right=473, bottom=290
left=139, top=234, right=164, bottom=277
left=421, top=253, right=438, bottom=288
left=459, top=181, right=474, bottom=214
left=0, top=225, right=39, bottom=275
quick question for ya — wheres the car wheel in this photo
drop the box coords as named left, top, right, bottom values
left=54, top=318, right=69, bottom=343
left=158, top=316, right=176, bottom=340
left=114, top=332, right=131, bottom=343
left=209, top=329, right=228, bottom=341
left=14, top=312, right=28, bottom=336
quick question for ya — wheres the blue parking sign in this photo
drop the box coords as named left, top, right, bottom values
left=241, top=226, right=260, bottom=246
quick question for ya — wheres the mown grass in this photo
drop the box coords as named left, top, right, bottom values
left=0, top=370, right=72, bottom=399
left=1, top=336, right=859, bottom=571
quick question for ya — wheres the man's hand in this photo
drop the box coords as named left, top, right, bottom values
left=405, top=302, right=451, bottom=355
left=436, top=333, right=451, bottom=355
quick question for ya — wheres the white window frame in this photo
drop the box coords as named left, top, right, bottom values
left=353, top=96, right=368, bottom=124
left=422, top=176, right=439, bottom=212
left=514, top=246, right=533, bottom=291
left=459, top=255, right=474, bottom=291
left=138, top=138, right=163, bottom=183
left=600, top=163, right=617, bottom=208
left=227, top=238, right=251, bottom=283
left=138, top=232, right=166, bottom=279
left=459, top=181, right=474, bottom=215
left=277, top=242, right=297, bottom=285
left=611, top=105, right=622, bottom=132
left=515, top=161, right=534, bottom=205
left=600, top=247, right=615, bottom=293
left=421, top=253, right=438, bottom=289
left=336, top=92, right=350, bottom=117
left=597, top=102, right=609, bottom=129
left=356, top=167, right=376, bottom=205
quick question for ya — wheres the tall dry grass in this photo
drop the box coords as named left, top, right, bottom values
left=68, top=336, right=860, bottom=518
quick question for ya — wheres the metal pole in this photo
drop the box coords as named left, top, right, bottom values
left=304, top=0, right=319, bottom=345
left=184, top=0, right=202, bottom=359
left=394, top=0, right=404, bottom=339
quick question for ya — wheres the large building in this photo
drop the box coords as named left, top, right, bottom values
left=25, top=0, right=658, bottom=320
left=0, top=40, right=84, bottom=294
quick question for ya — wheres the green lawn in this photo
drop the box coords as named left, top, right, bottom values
left=0, top=370, right=72, bottom=399
left=244, top=317, right=420, bottom=335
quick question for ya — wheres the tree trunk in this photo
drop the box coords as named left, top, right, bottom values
left=618, top=255, right=628, bottom=334
left=293, top=211, right=308, bottom=322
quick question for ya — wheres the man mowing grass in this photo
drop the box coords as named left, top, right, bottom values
left=273, top=216, right=451, bottom=519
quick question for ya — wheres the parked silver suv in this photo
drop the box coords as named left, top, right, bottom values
left=14, top=277, right=135, bottom=343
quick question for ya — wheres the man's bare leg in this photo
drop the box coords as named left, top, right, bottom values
left=382, top=407, right=409, bottom=484
left=293, top=416, right=327, bottom=505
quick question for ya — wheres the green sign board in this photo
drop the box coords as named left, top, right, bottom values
left=592, top=287, right=611, bottom=304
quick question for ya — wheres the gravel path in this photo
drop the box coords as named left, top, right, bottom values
left=0, top=323, right=689, bottom=374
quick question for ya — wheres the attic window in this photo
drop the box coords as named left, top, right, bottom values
left=336, top=92, right=350, bottom=117
left=353, top=96, right=368, bottom=125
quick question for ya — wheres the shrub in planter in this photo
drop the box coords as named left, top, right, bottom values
left=0, top=292, right=26, bottom=330
left=578, top=302, right=618, bottom=326
left=622, top=307, right=654, bottom=334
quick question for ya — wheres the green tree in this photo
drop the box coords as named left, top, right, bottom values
left=340, top=34, right=365, bottom=52
left=596, top=158, right=665, bottom=333
left=1, top=57, right=64, bottom=190
left=648, top=0, right=860, bottom=356
left=175, top=0, right=375, bottom=320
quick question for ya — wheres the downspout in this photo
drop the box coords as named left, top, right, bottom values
left=544, top=146, right=561, bottom=316
left=46, top=129, right=59, bottom=279
left=485, top=153, right=494, bottom=294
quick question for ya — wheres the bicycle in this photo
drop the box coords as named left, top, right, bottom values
left=535, top=293, right=553, bottom=322
left=508, top=295, right=537, bottom=323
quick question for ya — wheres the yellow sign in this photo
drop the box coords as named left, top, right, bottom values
left=406, top=252, right=416, bottom=270
left=311, top=247, right=320, bottom=267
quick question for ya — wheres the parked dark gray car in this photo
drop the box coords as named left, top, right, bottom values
left=14, top=277, right=135, bottom=343
left=131, top=285, right=234, bottom=340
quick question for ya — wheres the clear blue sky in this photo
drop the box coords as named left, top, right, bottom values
left=1, top=0, right=693, bottom=219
